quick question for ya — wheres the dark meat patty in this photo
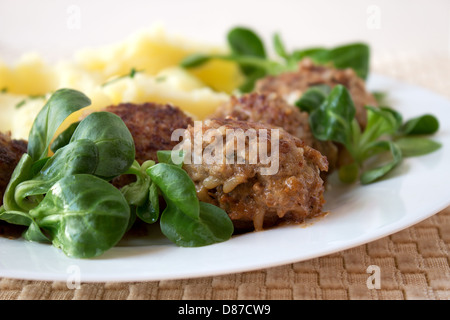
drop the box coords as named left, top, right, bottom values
left=180, top=118, right=328, bottom=231
left=105, top=102, right=194, bottom=164
left=255, top=58, right=377, bottom=128
left=212, top=92, right=339, bottom=173
left=0, top=131, right=28, bottom=238
left=0, top=132, right=27, bottom=206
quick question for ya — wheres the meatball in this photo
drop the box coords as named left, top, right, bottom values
left=104, top=102, right=194, bottom=164
left=180, top=118, right=328, bottom=231
left=255, top=58, right=377, bottom=128
left=212, top=92, right=338, bottom=173
left=0, top=132, right=27, bottom=206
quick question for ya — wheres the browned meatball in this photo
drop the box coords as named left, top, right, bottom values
left=255, top=58, right=377, bottom=128
left=105, top=102, right=194, bottom=164
left=212, top=92, right=339, bottom=173
left=0, top=132, right=27, bottom=206
left=180, top=118, right=328, bottom=231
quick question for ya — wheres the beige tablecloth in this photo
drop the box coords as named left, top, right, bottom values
left=1, top=51, right=449, bottom=300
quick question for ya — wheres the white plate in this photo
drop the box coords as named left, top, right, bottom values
left=0, top=73, right=449, bottom=282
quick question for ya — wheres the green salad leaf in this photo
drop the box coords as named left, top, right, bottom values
left=309, top=84, right=357, bottom=147
left=27, top=88, right=91, bottom=162
left=359, top=140, right=402, bottom=185
left=394, top=137, right=442, bottom=157
left=50, top=121, right=80, bottom=153
left=227, top=27, right=266, bottom=60
left=135, top=182, right=160, bottom=224
left=70, top=112, right=135, bottom=178
left=292, top=43, right=370, bottom=80
left=400, top=114, right=439, bottom=135
left=147, top=163, right=199, bottom=220
left=120, top=160, right=159, bottom=224
left=144, top=161, right=233, bottom=247
left=2, top=154, right=34, bottom=211
left=120, top=160, right=154, bottom=207
left=29, top=174, right=130, bottom=258
left=160, top=201, right=234, bottom=247
left=156, top=150, right=184, bottom=167
left=14, top=139, right=99, bottom=211
left=0, top=209, right=49, bottom=242
left=295, top=85, right=331, bottom=113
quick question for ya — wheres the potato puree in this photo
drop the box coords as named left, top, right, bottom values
left=0, top=25, right=244, bottom=140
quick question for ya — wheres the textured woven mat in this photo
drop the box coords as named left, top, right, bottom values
left=1, top=52, right=449, bottom=300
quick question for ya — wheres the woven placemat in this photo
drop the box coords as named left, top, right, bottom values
left=1, top=52, right=449, bottom=300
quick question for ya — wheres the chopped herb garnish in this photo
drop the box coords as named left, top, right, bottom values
left=15, top=94, right=47, bottom=109
left=101, top=68, right=143, bottom=87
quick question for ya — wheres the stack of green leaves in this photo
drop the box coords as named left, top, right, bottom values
left=121, top=151, right=234, bottom=247
left=0, top=89, right=233, bottom=258
left=1, top=89, right=135, bottom=258
left=296, top=85, right=441, bottom=184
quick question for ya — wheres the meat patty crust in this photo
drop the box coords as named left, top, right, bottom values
left=0, top=132, right=27, bottom=206
left=255, top=58, right=377, bottom=128
left=180, top=118, right=328, bottom=231
left=105, top=102, right=194, bottom=164
left=212, top=92, right=339, bottom=173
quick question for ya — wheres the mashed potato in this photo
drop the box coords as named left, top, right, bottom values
left=0, top=24, right=244, bottom=140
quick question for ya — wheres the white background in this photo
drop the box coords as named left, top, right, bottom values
left=0, top=0, right=449, bottom=63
